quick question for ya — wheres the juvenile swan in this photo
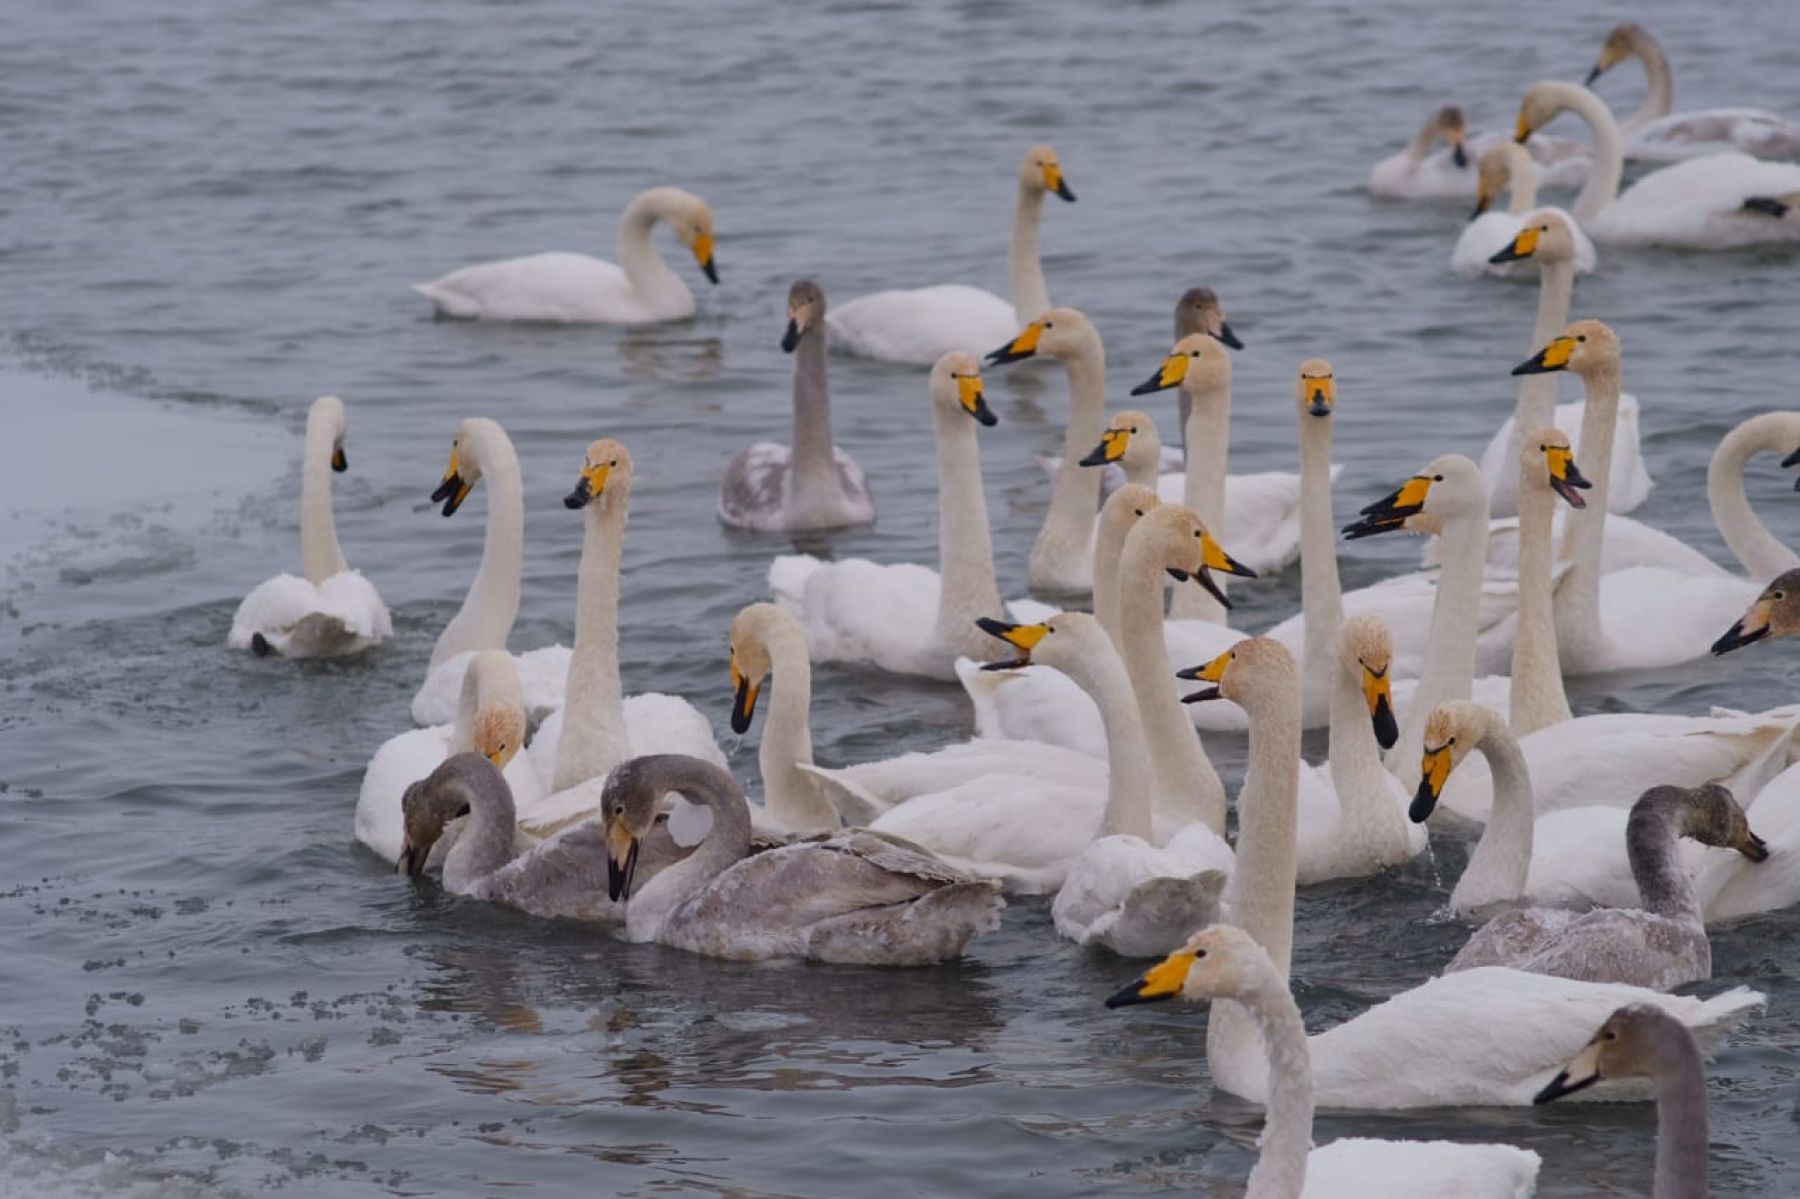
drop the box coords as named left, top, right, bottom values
left=1714, top=568, right=1800, bottom=655
left=602, top=754, right=1003, bottom=964
left=719, top=280, right=875, bottom=532
left=230, top=395, right=390, bottom=658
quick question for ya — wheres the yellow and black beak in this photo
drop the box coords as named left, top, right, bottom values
left=1342, top=475, right=1432, bottom=540
left=564, top=461, right=611, bottom=510
left=1166, top=533, right=1258, bottom=610
left=1513, top=335, right=1577, bottom=376
left=1545, top=446, right=1593, bottom=509
left=1303, top=375, right=1335, bottom=418
left=1104, top=947, right=1195, bottom=1008
left=1533, top=1035, right=1604, bottom=1104
left=1364, top=664, right=1398, bottom=750
left=987, top=321, right=1045, bottom=366
left=1043, top=160, right=1076, bottom=202
left=1490, top=224, right=1544, bottom=265
left=1080, top=427, right=1131, bottom=467
left=692, top=231, right=718, bottom=285
left=1131, top=351, right=1189, bottom=396
left=1515, top=111, right=1534, bottom=145
left=606, top=818, right=641, bottom=902
left=1410, top=740, right=1454, bottom=822
left=331, top=445, right=348, bottom=473
left=976, top=617, right=1050, bottom=670
left=1712, top=597, right=1774, bottom=656
left=1175, top=648, right=1232, bottom=704
left=430, top=447, right=475, bottom=516
left=958, top=373, right=998, bottom=426
left=729, top=653, right=762, bottom=734
left=1216, top=322, right=1245, bottom=351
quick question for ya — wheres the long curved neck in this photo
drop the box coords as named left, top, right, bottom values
left=1009, top=184, right=1051, bottom=322
left=1387, top=506, right=1488, bottom=788
left=789, top=326, right=841, bottom=505
left=1510, top=257, right=1575, bottom=449
left=1651, top=1038, right=1711, bottom=1199
left=1506, top=159, right=1540, bottom=214
left=552, top=494, right=631, bottom=792
left=1708, top=415, right=1800, bottom=580
left=1032, top=342, right=1107, bottom=588
left=1093, top=517, right=1133, bottom=648
left=931, top=404, right=1002, bottom=659
left=447, top=657, right=484, bottom=753
left=1624, top=39, right=1676, bottom=134
left=1510, top=474, right=1572, bottom=737
left=451, top=775, right=517, bottom=884
left=430, top=433, right=524, bottom=669
left=653, top=763, right=756, bottom=905
left=299, top=414, right=347, bottom=585
left=615, top=190, right=685, bottom=302
left=1240, top=969, right=1316, bottom=1199
left=1553, top=85, right=1627, bottom=221
left=1558, top=366, right=1622, bottom=669
left=1119, top=538, right=1225, bottom=833
left=1174, top=379, right=1231, bottom=623
left=1121, top=426, right=1162, bottom=491
left=1327, top=657, right=1392, bottom=823
left=757, top=628, right=839, bottom=834
left=1297, top=413, right=1342, bottom=711
left=1627, top=794, right=1702, bottom=922
left=1459, top=724, right=1536, bottom=908
left=1061, top=640, right=1157, bottom=841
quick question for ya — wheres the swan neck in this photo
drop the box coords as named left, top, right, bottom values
left=429, top=431, right=524, bottom=670
left=1462, top=724, right=1536, bottom=906
left=789, top=329, right=840, bottom=500
left=1298, top=412, right=1342, bottom=709
left=299, top=413, right=348, bottom=585
left=1627, top=794, right=1701, bottom=921
left=1708, top=416, right=1798, bottom=580
left=1173, top=380, right=1232, bottom=623
left=931, top=402, right=1003, bottom=658
left=1093, top=516, right=1128, bottom=647
left=616, top=191, right=686, bottom=302
left=552, top=496, right=631, bottom=792
left=667, top=764, right=756, bottom=899
left=1032, top=342, right=1107, bottom=587
left=759, top=629, right=838, bottom=833
left=1388, top=506, right=1487, bottom=788
left=453, top=774, right=518, bottom=884
left=1241, top=970, right=1315, bottom=1199
left=1627, top=39, right=1676, bottom=133
left=1559, top=368, right=1621, bottom=666
left=1651, top=1039, right=1711, bottom=1199
left=1510, top=471, right=1572, bottom=736
left=1559, top=85, right=1626, bottom=221
left=1509, top=258, right=1574, bottom=452
left=1009, top=184, right=1051, bottom=322
left=1508, top=163, right=1540, bottom=214
left=1226, top=680, right=1302, bottom=977
left=1062, top=639, right=1156, bottom=841
left=1327, top=651, right=1386, bottom=786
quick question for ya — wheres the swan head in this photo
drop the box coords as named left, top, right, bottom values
left=599, top=754, right=727, bottom=902
left=1512, top=319, right=1618, bottom=380
left=1520, top=428, right=1593, bottom=509
left=931, top=351, right=996, bottom=426
left=565, top=438, right=633, bottom=510
left=1019, top=143, right=1076, bottom=202
left=1516, top=81, right=1584, bottom=144
left=1535, top=1003, right=1694, bottom=1105
left=396, top=753, right=505, bottom=878
left=1585, top=23, right=1651, bottom=87
left=668, top=193, right=718, bottom=285
left=1296, top=358, right=1335, bottom=418
left=1104, top=924, right=1272, bottom=1008
left=1470, top=143, right=1530, bottom=218
left=1640, top=782, right=1770, bottom=863
left=308, top=395, right=349, bottom=472
left=1129, top=332, right=1232, bottom=398
left=1080, top=410, right=1157, bottom=469
left=1489, top=210, right=1577, bottom=267
left=1339, top=613, right=1399, bottom=750
left=975, top=610, right=1106, bottom=673
left=1098, top=483, right=1161, bottom=545
left=469, top=705, right=526, bottom=773
left=1342, top=453, right=1485, bottom=540
left=781, top=279, right=826, bottom=353
left=1131, top=505, right=1257, bottom=612
left=1411, top=700, right=1495, bottom=821
left=1713, top=568, right=1800, bottom=655
left=1175, top=287, right=1243, bottom=349
left=430, top=417, right=508, bottom=517
left=1176, top=636, right=1294, bottom=708
left=727, top=602, right=803, bottom=734
left=1412, top=105, right=1468, bottom=167
left=985, top=306, right=1097, bottom=367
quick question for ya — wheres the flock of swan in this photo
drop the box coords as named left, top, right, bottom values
left=222, top=22, right=1800, bottom=1198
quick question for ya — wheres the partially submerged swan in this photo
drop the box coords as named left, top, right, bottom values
left=601, top=753, right=1003, bottom=964
left=229, top=395, right=390, bottom=658
left=1453, top=142, right=1596, bottom=277
left=1106, top=925, right=1543, bottom=1199
left=413, top=185, right=717, bottom=323
left=1714, top=568, right=1800, bottom=655
left=719, top=280, right=875, bottom=532
left=827, top=145, right=1075, bottom=365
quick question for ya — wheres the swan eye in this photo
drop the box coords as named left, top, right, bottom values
left=1193, top=949, right=1207, bottom=959
left=1434, top=474, right=1444, bottom=482
left=610, top=459, right=619, bottom=467
left=1190, top=349, right=1201, bottom=358
left=612, top=803, right=624, bottom=816
left=1044, top=321, right=1054, bottom=329
left=1603, top=1030, right=1618, bottom=1041
left=1775, top=591, right=1786, bottom=600
left=1134, top=507, right=1145, bottom=516
left=1576, top=335, right=1587, bottom=343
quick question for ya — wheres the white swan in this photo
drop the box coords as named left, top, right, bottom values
left=986, top=307, right=1108, bottom=591
left=413, top=186, right=716, bottom=324
left=1453, top=143, right=1597, bottom=277
left=603, top=753, right=1003, bottom=964
left=1585, top=23, right=1800, bottom=162
left=1370, top=104, right=1588, bottom=199
left=1707, top=411, right=1800, bottom=581
left=229, top=395, right=390, bottom=658
left=1106, top=925, right=1543, bottom=1199
left=826, top=145, right=1073, bottom=365
left=358, top=649, right=541, bottom=866
left=1516, top=81, right=1800, bottom=249
left=1713, top=567, right=1800, bottom=656
left=767, top=351, right=1002, bottom=679
left=513, top=440, right=724, bottom=834
left=718, top=280, right=875, bottom=532
left=1447, top=783, right=1767, bottom=991
left=1138, top=642, right=1766, bottom=1110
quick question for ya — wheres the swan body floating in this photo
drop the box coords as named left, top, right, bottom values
left=1370, top=104, right=1588, bottom=199
left=826, top=145, right=1074, bottom=364
left=229, top=395, right=390, bottom=658
left=769, top=352, right=1003, bottom=679
left=602, top=753, right=1003, bottom=965
left=719, top=280, right=875, bottom=533
left=1453, top=143, right=1597, bottom=277
left=413, top=186, right=717, bottom=323
left=1106, top=925, right=1544, bottom=1199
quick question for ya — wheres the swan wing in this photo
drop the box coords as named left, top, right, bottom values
left=825, top=285, right=1017, bottom=365
left=776, top=556, right=944, bottom=674
left=412, top=252, right=682, bottom=324
left=1303, top=1137, right=1541, bottom=1199
left=952, top=658, right=1109, bottom=759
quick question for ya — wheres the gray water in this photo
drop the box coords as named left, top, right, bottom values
left=4, top=0, right=1800, bottom=1194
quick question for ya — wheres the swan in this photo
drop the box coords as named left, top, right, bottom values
left=1446, top=784, right=1767, bottom=991
left=1412, top=701, right=1783, bottom=921
left=1713, top=567, right=1800, bottom=655
left=602, top=753, right=1003, bottom=964
left=1370, top=104, right=1588, bottom=199
left=358, top=649, right=542, bottom=867
left=1515, top=320, right=1764, bottom=674
left=1106, top=925, right=1543, bottom=1199
left=1453, top=143, right=1597, bottom=277
left=718, top=280, right=875, bottom=532
left=987, top=307, right=1108, bottom=591
left=1694, top=760, right=1800, bottom=921
left=413, top=186, right=717, bottom=323
left=826, top=145, right=1074, bottom=365
left=513, top=440, right=724, bottom=834
left=766, top=352, right=1002, bottom=678
left=1706, top=412, right=1800, bottom=581
left=1136, top=641, right=1766, bottom=1111
left=1508, top=428, right=1589, bottom=736
left=1535, top=1005, right=1717, bottom=1196
left=1516, top=81, right=1800, bottom=249
left=1584, top=23, right=1800, bottom=162
left=229, top=395, right=390, bottom=658
left=1476, top=213, right=1651, bottom=519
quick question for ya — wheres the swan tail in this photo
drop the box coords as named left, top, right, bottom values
left=804, top=881, right=1004, bottom=965
left=1090, top=870, right=1228, bottom=959
left=1682, top=986, right=1766, bottom=1050
left=794, top=762, right=892, bottom=827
